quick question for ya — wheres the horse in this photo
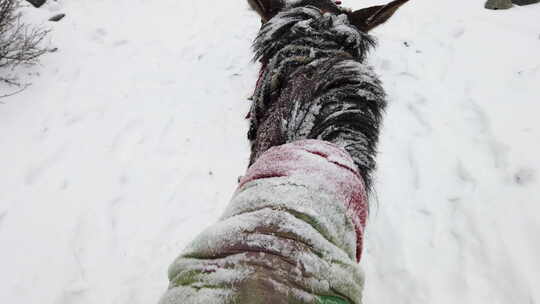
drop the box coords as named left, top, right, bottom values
left=159, top=1, right=409, bottom=303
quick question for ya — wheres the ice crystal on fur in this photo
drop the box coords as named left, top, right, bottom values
left=248, top=5, right=386, bottom=194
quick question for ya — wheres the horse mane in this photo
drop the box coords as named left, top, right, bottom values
left=248, top=5, right=387, bottom=195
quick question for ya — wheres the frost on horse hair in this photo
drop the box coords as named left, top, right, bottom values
left=247, top=0, right=409, bottom=194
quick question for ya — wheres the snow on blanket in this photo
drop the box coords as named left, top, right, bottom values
left=160, top=140, right=367, bottom=304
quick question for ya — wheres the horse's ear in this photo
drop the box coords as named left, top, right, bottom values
left=248, top=0, right=285, bottom=22
left=348, top=0, right=410, bottom=32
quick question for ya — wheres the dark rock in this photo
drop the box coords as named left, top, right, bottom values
left=49, top=13, right=66, bottom=22
left=512, top=0, right=540, bottom=5
left=26, top=0, right=46, bottom=8
left=485, top=0, right=513, bottom=9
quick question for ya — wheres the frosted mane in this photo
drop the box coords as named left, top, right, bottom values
left=247, top=4, right=386, bottom=194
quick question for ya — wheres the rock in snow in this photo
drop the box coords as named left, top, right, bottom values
left=48, top=14, right=66, bottom=22
left=512, top=0, right=540, bottom=5
left=25, top=0, right=46, bottom=8
left=485, top=0, right=513, bottom=9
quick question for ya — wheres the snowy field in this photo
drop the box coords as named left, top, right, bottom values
left=1, top=0, right=539, bottom=303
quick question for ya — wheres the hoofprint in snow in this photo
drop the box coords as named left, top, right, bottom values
left=0, top=1, right=539, bottom=304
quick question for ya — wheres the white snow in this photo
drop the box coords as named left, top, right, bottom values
left=1, top=0, right=539, bottom=303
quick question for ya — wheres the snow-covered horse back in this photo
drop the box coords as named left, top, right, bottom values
left=247, top=0, right=409, bottom=193
left=160, top=141, right=368, bottom=304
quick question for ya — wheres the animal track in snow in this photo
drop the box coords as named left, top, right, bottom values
left=514, top=168, right=536, bottom=186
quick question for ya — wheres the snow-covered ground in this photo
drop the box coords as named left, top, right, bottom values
left=1, top=0, right=539, bottom=303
